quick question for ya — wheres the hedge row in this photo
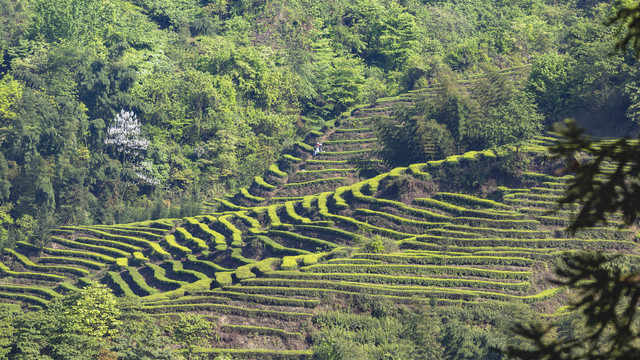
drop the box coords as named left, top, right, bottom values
left=300, top=263, right=532, bottom=280
left=351, top=186, right=452, bottom=221
left=557, top=227, right=636, bottom=241
left=269, top=164, right=288, bottom=178
left=74, top=236, right=142, bottom=253
left=302, top=195, right=317, bottom=211
left=518, top=207, right=624, bottom=222
left=104, top=224, right=169, bottom=235
left=139, top=302, right=313, bottom=320
left=413, top=198, right=524, bottom=220
left=131, top=251, right=147, bottom=264
left=279, top=253, right=325, bottom=271
left=530, top=186, right=566, bottom=195
left=324, top=138, right=377, bottom=144
left=503, top=197, right=578, bottom=210
left=332, top=186, right=351, bottom=210
left=64, top=227, right=153, bottom=248
left=125, top=219, right=176, bottom=230
left=315, top=150, right=371, bottom=157
left=522, top=172, right=573, bottom=183
left=103, top=271, right=136, bottom=297
left=404, top=237, right=637, bottom=251
left=504, top=192, right=561, bottom=202
left=61, top=227, right=171, bottom=258
left=185, top=255, right=230, bottom=275
left=4, top=248, right=90, bottom=277
left=317, top=193, right=415, bottom=239
left=305, top=159, right=349, bottom=165
left=256, top=258, right=279, bottom=274
left=471, top=251, right=556, bottom=260
left=0, top=284, right=61, bottom=300
left=39, top=256, right=105, bottom=270
left=537, top=216, right=625, bottom=229
left=191, top=221, right=228, bottom=251
left=433, top=192, right=511, bottom=210
left=240, top=187, right=266, bottom=202
left=230, top=248, right=255, bottom=266
left=144, top=263, right=186, bottom=290
left=270, top=196, right=306, bottom=203
left=218, top=215, right=244, bottom=246
left=250, top=235, right=310, bottom=256
left=143, top=295, right=229, bottom=307
left=161, top=235, right=192, bottom=257
left=326, top=258, right=382, bottom=264
left=281, top=256, right=299, bottom=270
left=209, top=198, right=250, bottom=211
left=541, top=181, right=568, bottom=189
left=496, top=186, right=530, bottom=194
left=215, top=290, right=319, bottom=308
left=283, top=177, right=348, bottom=188
left=422, top=228, right=481, bottom=239
left=293, top=224, right=364, bottom=242
left=123, top=266, right=158, bottom=296
left=295, top=141, right=314, bottom=152
left=295, top=168, right=356, bottom=177
left=175, top=227, right=209, bottom=252
left=219, top=325, right=302, bottom=339
left=284, top=201, right=313, bottom=224
left=354, top=208, right=448, bottom=229
left=450, top=217, right=540, bottom=230
left=0, top=291, right=49, bottom=308
left=0, top=260, right=66, bottom=282
left=267, top=230, right=340, bottom=251
left=211, top=272, right=233, bottom=287
left=262, top=271, right=531, bottom=291
left=237, top=211, right=262, bottom=230
left=353, top=253, right=534, bottom=267
left=235, top=263, right=258, bottom=281
left=360, top=106, right=392, bottom=112
left=443, top=224, right=552, bottom=239
left=334, top=127, right=373, bottom=133
left=400, top=242, right=557, bottom=255
left=266, top=205, right=284, bottom=228
left=235, top=279, right=560, bottom=304
left=165, top=260, right=208, bottom=282
left=231, top=283, right=482, bottom=303
left=282, top=154, right=303, bottom=162
left=79, top=225, right=165, bottom=239
left=408, top=163, right=432, bottom=181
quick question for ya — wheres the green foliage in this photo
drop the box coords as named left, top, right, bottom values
left=28, top=0, right=116, bottom=43
left=58, top=281, right=122, bottom=339
left=169, top=314, right=214, bottom=356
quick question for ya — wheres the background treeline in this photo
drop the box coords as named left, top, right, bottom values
left=0, top=0, right=638, bottom=248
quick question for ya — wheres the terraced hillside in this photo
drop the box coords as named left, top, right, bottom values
left=1, top=134, right=637, bottom=358
left=2, top=67, right=635, bottom=358
left=224, top=65, right=530, bottom=208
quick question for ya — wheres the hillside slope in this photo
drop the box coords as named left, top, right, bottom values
left=0, top=110, right=636, bottom=358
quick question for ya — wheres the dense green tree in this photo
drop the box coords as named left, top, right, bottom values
left=28, top=0, right=116, bottom=43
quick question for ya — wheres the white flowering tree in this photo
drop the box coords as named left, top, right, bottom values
left=104, top=110, right=150, bottom=167
left=104, top=110, right=161, bottom=186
